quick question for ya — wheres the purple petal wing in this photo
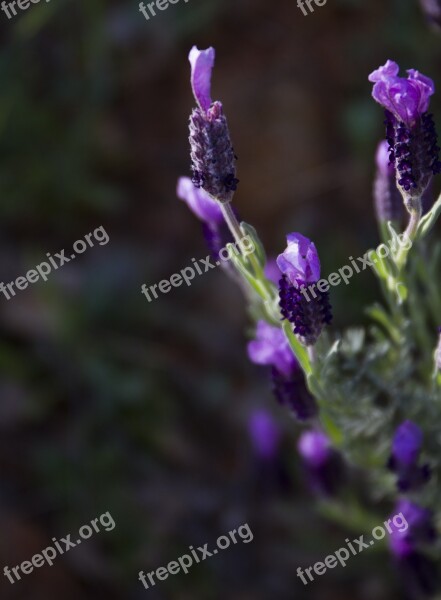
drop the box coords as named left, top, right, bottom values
left=189, top=46, right=215, bottom=113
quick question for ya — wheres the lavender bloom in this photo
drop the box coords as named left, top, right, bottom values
left=388, top=421, right=430, bottom=491
left=369, top=61, right=441, bottom=206
left=188, top=46, right=238, bottom=204
left=177, top=177, right=223, bottom=224
left=177, top=176, right=234, bottom=261
left=248, top=409, right=281, bottom=460
left=420, top=0, right=441, bottom=29
left=247, top=321, right=317, bottom=421
left=374, top=140, right=404, bottom=223
left=277, top=233, right=332, bottom=346
left=298, top=430, right=344, bottom=496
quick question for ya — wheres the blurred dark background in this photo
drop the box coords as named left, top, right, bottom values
left=0, top=0, right=440, bottom=598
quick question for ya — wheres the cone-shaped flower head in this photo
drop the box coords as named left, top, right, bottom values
left=374, top=140, right=404, bottom=223
left=247, top=321, right=317, bottom=420
left=369, top=61, right=441, bottom=208
left=188, top=46, right=238, bottom=204
left=298, top=430, right=344, bottom=496
left=277, top=233, right=332, bottom=346
left=388, top=420, right=430, bottom=491
left=248, top=409, right=281, bottom=460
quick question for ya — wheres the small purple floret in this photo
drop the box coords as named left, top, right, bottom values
left=247, top=320, right=297, bottom=377
left=177, top=177, right=223, bottom=223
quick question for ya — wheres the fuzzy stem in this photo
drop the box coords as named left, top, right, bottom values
left=220, top=202, right=243, bottom=245
left=395, top=205, right=421, bottom=270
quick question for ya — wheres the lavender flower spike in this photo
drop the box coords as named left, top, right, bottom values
left=188, top=46, right=239, bottom=204
left=247, top=321, right=317, bottom=421
left=369, top=61, right=441, bottom=209
left=374, top=140, right=404, bottom=224
left=277, top=233, right=332, bottom=346
left=388, top=420, right=430, bottom=491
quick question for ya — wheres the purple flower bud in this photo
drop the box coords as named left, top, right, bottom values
left=374, top=140, right=404, bottom=223
left=276, top=233, right=320, bottom=285
left=188, top=47, right=238, bottom=204
left=298, top=430, right=344, bottom=496
left=369, top=61, right=441, bottom=206
left=248, top=409, right=281, bottom=460
left=177, top=177, right=223, bottom=224
left=389, top=500, right=436, bottom=558
left=247, top=321, right=297, bottom=377
left=388, top=421, right=430, bottom=491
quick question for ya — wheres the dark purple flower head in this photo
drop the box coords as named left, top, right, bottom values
left=276, top=233, right=320, bottom=286
left=177, top=177, right=223, bottom=224
left=188, top=47, right=238, bottom=204
left=389, top=500, right=436, bottom=558
left=388, top=421, right=430, bottom=491
left=369, top=61, right=434, bottom=127
left=374, top=140, right=404, bottom=223
left=298, top=430, right=344, bottom=496
left=369, top=61, right=441, bottom=204
left=247, top=321, right=297, bottom=377
left=248, top=409, right=281, bottom=460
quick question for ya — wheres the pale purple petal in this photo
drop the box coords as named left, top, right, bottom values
left=189, top=46, right=215, bottom=113
left=264, top=258, right=281, bottom=285
left=247, top=320, right=296, bottom=376
left=368, top=60, right=400, bottom=82
left=177, top=177, right=223, bottom=223
left=369, top=61, right=435, bottom=126
left=407, top=69, right=435, bottom=114
left=276, top=233, right=320, bottom=284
